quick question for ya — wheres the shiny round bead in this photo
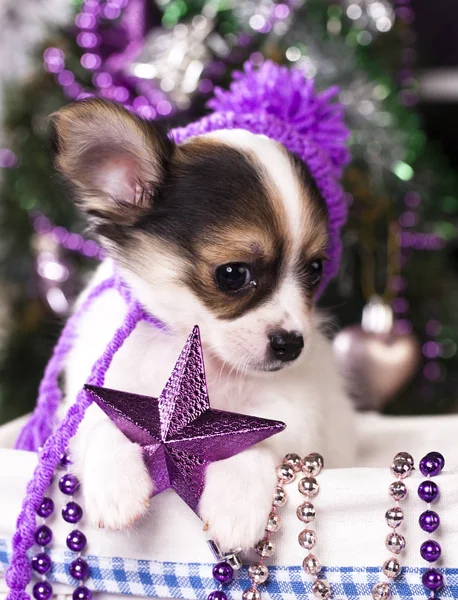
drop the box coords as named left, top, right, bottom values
left=385, top=506, right=404, bottom=528
left=208, top=591, right=227, bottom=600
left=62, top=501, right=83, bottom=523
left=390, top=458, right=412, bottom=480
left=311, top=578, right=331, bottom=599
left=302, top=455, right=322, bottom=477
left=265, top=512, right=281, bottom=533
left=272, top=486, right=287, bottom=507
left=73, top=587, right=92, bottom=600
left=385, top=532, right=406, bottom=554
left=32, top=552, right=52, bottom=575
left=248, top=563, right=269, bottom=584
left=382, top=557, right=401, bottom=579
left=69, top=557, right=89, bottom=580
left=309, top=453, right=324, bottom=467
left=34, top=524, right=53, bottom=546
left=297, top=502, right=315, bottom=523
left=67, top=530, right=87, bottom=552
left=212, top=561, right=233, bottom=584
left=371, top=582, right=391, bottom=600
left=389, top=480, right=407, bottom=502
left=298, top=529, right=317, bottom=550
left=33, top=581, right=53, bottom=600
left=242, top=588, right=261, bottom=600
left=420, top=540, right=441, bottom=562
left=59, top=451, right=72, bottom=468
left=419, top=452, right=445, bottom=477
left=255, top=538, right=275, bottom=557
left=419, top=510, right=440, bottom=533
left=298, top=476, right=319, bottom=497
left=302, top=553, right=321, bottom=576
left=284, top=453, right=302, bottom=472
left=422, top=568, right=444, bottom=591
left=59, top=473, right=80, bottom=495
left=36, top=497, right=54, bottom=518
left=394, top=452, right=414, bottom=467
left=276, top=463, right=295, bottom=484
left=418, top=480, right=439, bottom=503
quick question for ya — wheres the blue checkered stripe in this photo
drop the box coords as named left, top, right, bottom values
left=1, top=539, right=458, bottom=599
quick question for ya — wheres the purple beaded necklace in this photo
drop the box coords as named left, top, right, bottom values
left=6, top=60, right=350, bottom=600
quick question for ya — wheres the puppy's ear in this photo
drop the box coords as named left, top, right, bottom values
left=51, top=99, right=173, bottom=224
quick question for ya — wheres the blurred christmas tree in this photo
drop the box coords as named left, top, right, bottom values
left=0, top=0, right=457, bottom=425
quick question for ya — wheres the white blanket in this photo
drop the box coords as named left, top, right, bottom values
left=0, top=412, right=457, bottom=599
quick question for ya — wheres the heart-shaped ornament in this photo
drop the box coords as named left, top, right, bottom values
left=333, top=297, right=421, bottom=411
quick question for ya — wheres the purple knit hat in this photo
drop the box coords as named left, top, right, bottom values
left=171, top=60, right=351, bottom=294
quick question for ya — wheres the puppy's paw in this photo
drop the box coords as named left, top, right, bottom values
left=80, top=439, right=153, bottom=530
left=199, top=448, right=277, bottom=551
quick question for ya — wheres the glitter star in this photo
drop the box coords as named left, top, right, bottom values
left=85, top=326, right=285, bottom=512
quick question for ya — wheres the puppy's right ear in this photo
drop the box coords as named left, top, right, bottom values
left=51, top=99, right=174, bottom=225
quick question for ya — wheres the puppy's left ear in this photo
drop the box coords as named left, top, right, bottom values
left=51, top=98, right=174, bottom=224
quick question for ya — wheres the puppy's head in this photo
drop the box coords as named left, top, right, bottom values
left=52, top=99, right=328, bottom=374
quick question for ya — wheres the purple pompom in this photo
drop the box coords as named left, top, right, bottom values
left=208, top=61, right=350, bottom=177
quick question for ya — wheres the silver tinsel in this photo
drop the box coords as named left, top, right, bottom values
left=283, top=7, right=409, bottom=186
left=343, top=0, right=394, bottom=33
left=129, top=15, right=224, bottom=110
left=128, top=0, right=304, bottom=109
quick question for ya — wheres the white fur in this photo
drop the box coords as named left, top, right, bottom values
left=63, top=130, right=356, bottom=551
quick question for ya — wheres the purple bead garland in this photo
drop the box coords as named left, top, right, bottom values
left=69, top=558, right=90, bottom=581
left=31, top=554, right=52, bottom=576
left=67, top=531, right=87, bottom=553
left=43, top=0, right=171, bottom=115
left=31, top=214, right=104, bottom=262
left=418, top=480, right=439, bottom=503
left=59, top=474, right=80, bottom=495
left=34, top=526, right=53, bottom=547
left=420, top=452, right=445, bottom=477
left=62, top=502, right=84, bottom=524
left=391, top=0, right=446, bottom=373
left=422, top=569, right=443, bottom=592
left=32, top=486, right=54, bottom=600
left=419, top=510, right=440, bottom=533
left=212, top=562, right=234, bottom=585
left=58, top=452, right=92, bottom=595
left=32, top=581, right=53, bottom=600
left=207, top=591, right=228, bottom=600
left=206, top=546, right=236, bottom=600
left=73, top=587, right=92, bottom=600
left=418, top=451, right=445, bottom=596
left=36, top=498, right=54, bottom=519
left=420, top=540, right=441, bottom=563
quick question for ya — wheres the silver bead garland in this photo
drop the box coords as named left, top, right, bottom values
left=243, top=452, right=304, bottom=600
left=371, top=452, right=414, bottom=600
left=297, top=453, right=331, bottom=599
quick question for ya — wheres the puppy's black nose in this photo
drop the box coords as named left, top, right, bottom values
left=269, top=330, right=304, bottom=362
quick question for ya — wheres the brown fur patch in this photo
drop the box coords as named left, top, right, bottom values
left=133, top=137, right=287, bottom=319
left=282, top=147, right=329, bottom=276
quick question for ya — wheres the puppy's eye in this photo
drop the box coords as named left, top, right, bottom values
left=215, top=263, right=252, bottom=292
left=309, top=259, right=323, bottom=287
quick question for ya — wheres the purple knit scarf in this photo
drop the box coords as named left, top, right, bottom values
left=6, top=61, right=350, bottom=600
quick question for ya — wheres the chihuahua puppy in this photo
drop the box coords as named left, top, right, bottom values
left=53, top=99, right=355, bottom=550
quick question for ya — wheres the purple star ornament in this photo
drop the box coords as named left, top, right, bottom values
left=85, top=326, right=285, bottom=513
